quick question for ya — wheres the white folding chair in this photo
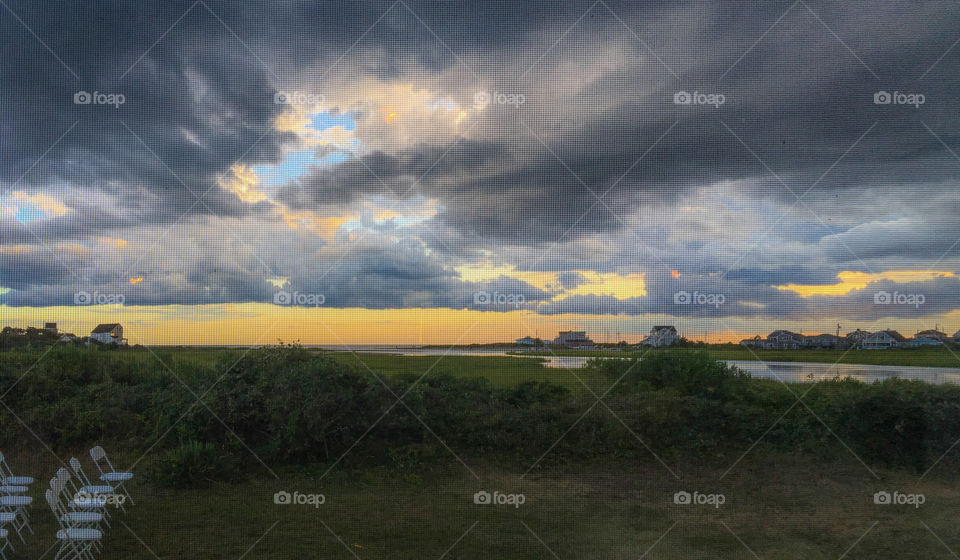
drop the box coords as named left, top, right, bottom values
left=0, top=494, right=32, bottom=543
left=69, top=457, right=113, bottom=495
left=49, top=477, right=106, bottom=533
left=45, top=490, right=101, bottom=560
left=0, top=453, right=32, bottom=544
left=0, top=453, right=34, bottom=486
left=0, top=525, right=11, bottom=560
left=89, top=446, right=134, bottom=505
left=70, top=457, right=127, bottom=511
left=54, top=471, right=110, bottom=528
left=0, top=509, right=19, bottom=556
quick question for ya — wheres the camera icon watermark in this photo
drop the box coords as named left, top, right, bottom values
left=473, top=490, right=525, bottom=508
left=274, top=90, right=326, bottom=106
left=673, top=290, right=725, bottom=308
left=273, top=290, right=325, bottom=307
left=473, top=90, right=525, bottom=108
left=74, top=491, right=126, bottom=507
left=74, top=90, right=126, bottom=108
left=473, top=291, right=525, bottom=308
left=873, top=290, right=924, bottom=308
left=673, top=490, right=725, bottom=508
left=873, top=90, right=925, bottom=108
left=274, top=490, right=325, bottom=508
left=673, top=90, right=725, bottom=108
left=873, top=490, right=924, bottom=508
left=74, top=290, right=125, bottom=306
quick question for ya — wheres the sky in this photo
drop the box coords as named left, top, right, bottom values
left=2, top=0, right=960, bottom=345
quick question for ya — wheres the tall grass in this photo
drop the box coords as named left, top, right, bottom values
left=1, top=346, right=959, bottom=486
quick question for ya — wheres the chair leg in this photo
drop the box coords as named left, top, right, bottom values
left=115, top=482, right=134, bottom=506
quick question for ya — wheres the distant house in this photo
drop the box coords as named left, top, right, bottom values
left=800, top=334, right=847, bottom=349
left=906, top=336, right=943, bottom=348
left=845, top=329, right=872, bottom=346
left=89, top=323, right=126, bottom=346
left=515, top=336, right=538, bottom=346
left=553, top=331, right=594, bottom=349
left=58, top=334, right=78, bottom=343
left=915, top=329, right=949, bottom=342
left=860, top=330, right=905, bottom=350
left=764, top=330, right=804, bottom=350
left=44, top=322, right=58, bottom=334
left=642, top=326, right=679, bottom=348
left=740, top=335, right=765, bottom=349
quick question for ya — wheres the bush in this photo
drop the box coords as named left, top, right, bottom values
left=3, top=345, right=960, bottom=477
left=198, top=347, right=393, bottom=462
left=591, top=350, right=751, bottom=399
left=150, top=441, right=238, bottom=488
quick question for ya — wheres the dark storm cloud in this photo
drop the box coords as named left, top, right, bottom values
left=2, top=0, right=959, bottom=317
left=725, top=267, right=843, bottom=287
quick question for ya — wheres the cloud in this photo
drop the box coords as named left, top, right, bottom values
left=1, top=0, right=959, bottom=334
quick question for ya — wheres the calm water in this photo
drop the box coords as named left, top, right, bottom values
left=334, top=347, right=960, bottom=385
left=725, top=360, right=960, bottom=385
left=536, top=357, right=960, bottom=385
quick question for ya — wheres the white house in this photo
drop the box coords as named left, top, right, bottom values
left=89, top=323, right=126, bottom=345
left=845, top=329, right=872, bottom=346
left=642, top=326, right=679, bottom=348
left=515, top=336, right=537, bottom=346
left=800, top=334, right=846, bottom=349
left=739, top=335, right=764, bottom=349
left=906, top=336, right=943, bottom=347
left=860, top=330, right=905, bottom=350
left=915, top=329, right=949, bottom=342
left=764, top=330, right=804, bottom=350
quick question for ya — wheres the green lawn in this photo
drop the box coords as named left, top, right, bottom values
left=325, top=351, right=608, bottom=394
left=11, top=450, right=960, bottom=559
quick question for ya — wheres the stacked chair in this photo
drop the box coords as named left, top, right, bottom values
left=0, top=452, right=35, bottom=556
left=42, top=447, right=135, bottom=560
left=0, top=447, right=136, bottom=559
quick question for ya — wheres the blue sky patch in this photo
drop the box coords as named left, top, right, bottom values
left=310, top=111, right=356, bottom=132
left=14, top=203, right=45, bottom=223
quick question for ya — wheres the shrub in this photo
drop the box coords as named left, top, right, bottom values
left=592, top=350, right=751, bottom=400
left=150, top=441, right=237, bottom=488
left=199, top=347, right=393, bottom=462
left=3, top=345, right=960, bottom=477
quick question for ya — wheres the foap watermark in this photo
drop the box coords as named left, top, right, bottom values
left=473, top=490, right=525, bottom=508
left=74, top=491, right=126, bottom=507
left=274, top=490, right=325, bottom=508
left=274, top=90, right=326, bottom=106
left=674, top=90, right=725, bottom=108
left=673, top=490, right=725, bottom=509
left=874, top=490, right=924, bottom=508
left=274, top=290, right=325, bottom=307
left=674, top=290, right=725, bottom=308
left=74, top=291, right=125, bottom=306
left=74, top=90, right=126, bottom=108
left=873, top=290, right=924, bottom=308
left=474, top=90, right=525, bottom=108
left=874, top=90, right=925, bottom=108
left=474, top=291, right=525, bottom=308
